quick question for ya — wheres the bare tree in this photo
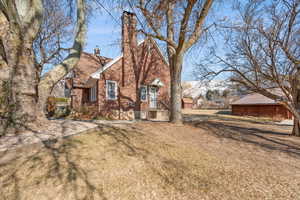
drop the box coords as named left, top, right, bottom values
left=33, top=0, right=74, bottom=75
left=196, top=0, right=300, bottom=136
left=128, top=0, right=215, bottom=123
left=0, top=0, right=87, bottom=131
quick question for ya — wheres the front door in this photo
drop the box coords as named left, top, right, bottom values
left=149, top=86, right=158, bottom=109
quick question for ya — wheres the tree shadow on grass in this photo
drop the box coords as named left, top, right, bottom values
left=0, top=122, right=110, bottom=200
left=0, top=122, right=183, bottom=200
left=188, top=120, right=300, bottom=158
left=183, top=112, right=285, bottom=126
left=0, top=121, right=226, bottom=199
left=90, top=123, right=215, bottom=196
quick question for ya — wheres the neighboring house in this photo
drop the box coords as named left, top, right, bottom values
left=231, top=92, right=293, bottom=120
left=182, top=98, right=193, bottom=109
left=195, top=96, right=204, bottom=108
left=65, top=11, right=170, bottom=120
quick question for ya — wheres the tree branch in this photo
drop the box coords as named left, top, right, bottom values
left=38, top=0, right=87, bottom=98
left=184, top=0, right=213, bottom=51
left=177, top=0, right=196, bottom=52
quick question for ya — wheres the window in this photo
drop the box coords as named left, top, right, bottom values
left=140, top=85, right=147, bottom=101
left=89, top=85, right=97, bottom=102
left=149, top=86, right=158, bottom=108
left=106, top=80, right=117, bottom=100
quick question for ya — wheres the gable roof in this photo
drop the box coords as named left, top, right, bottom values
left=91, top=38, right=168, bottom=79
left=91, top=53, right=123, bottom=79
left=231, top=91, right=282, bottom=105
left=72, top=52, right=112, bottom=87
left=182, top=97, right=193, bottom=104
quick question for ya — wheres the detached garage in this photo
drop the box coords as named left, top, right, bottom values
left=182, top=98, right=194, bottom=109
left=231, top=93, right=293, bottom=120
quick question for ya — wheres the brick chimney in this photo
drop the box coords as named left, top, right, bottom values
left=121, top=11, right=137, bottom=86
left=122, top=11, right=137, bottom=54
left=94, top=45, right=100, bottom=56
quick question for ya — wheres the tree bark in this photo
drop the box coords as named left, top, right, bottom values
left=291, top=68, right=300, bottom=136
left=291, top=90, right=300, bottom=137
left=169, top=54, right=183, bottom=124
left=10, top=42, right=39, bottom=123
left=292, top=118, right=300, bottom=136
left=1, top=27, right=40, bottom=130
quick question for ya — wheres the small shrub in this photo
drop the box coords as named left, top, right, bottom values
left=54, top=97, right=69, bottom=103
left=46, top=97, right=71, bottom=118
left=54, top=106, right=71, bottom=118
left=46, top=97, right=56, bottom=117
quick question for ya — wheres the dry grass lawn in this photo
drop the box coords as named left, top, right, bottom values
left=182, top=109, right=276, bottom=123
left=0, top=118, right=300, bottom=200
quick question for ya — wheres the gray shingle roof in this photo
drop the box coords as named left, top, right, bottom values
left=231, top=90, right=283, bottom=105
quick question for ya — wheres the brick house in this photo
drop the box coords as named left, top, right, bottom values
left=66, top=11, right=170, bottom=120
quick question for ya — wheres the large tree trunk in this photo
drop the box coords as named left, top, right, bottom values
left=10, top=42, right=39, bottom=124
left=1, top=29, right=40, bottom=131
left=291, top=68, right=300, bottom=136
left=291, top=94, right=300, bottom=137
left=0, top=0, right=44, bottom=132
left=281, top=102, right=300, bottom=137
left=292, top=118, right=300, bottom=136
left=169, top=54, right=183, bottom=124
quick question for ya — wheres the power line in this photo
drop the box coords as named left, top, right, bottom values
left=126, top=0, right=147, bottom=33
left=94, top=0, right=147, bottom=34
left=94, top=0, right=121, bottom=26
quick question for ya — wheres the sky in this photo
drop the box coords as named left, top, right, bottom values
left=84, top=9, right=196, bottom=81
left=83, top=1, right=236, bottom=81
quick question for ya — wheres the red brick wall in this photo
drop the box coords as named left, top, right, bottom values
left=71, top=85, right=99, bottom=111
left=97, top=39, right=170, bottom=119
left=232, top=104, right=293, bottom=120
left=70, top=12, right=170, bottom=119
left=71, top=88, right=83, bottom=111
left=70, top=53, right=111, bottom=110
left=182, top=102, right=193, bottom=109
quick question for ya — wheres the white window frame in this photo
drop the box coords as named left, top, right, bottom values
left=149, top=86, right=158, bottom=109
left=106, top=80, right=118, bottom=100
left=89, top=85, right=97, bottom=102
left=140, top=85, right=147, bottom=102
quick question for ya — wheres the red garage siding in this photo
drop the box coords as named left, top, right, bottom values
left=232, top=104, right=293, bottom=120
left=182, top=98, right=193, bottom=109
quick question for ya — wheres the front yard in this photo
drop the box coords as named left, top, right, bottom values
left=0, top=116, right=299, bottom=200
